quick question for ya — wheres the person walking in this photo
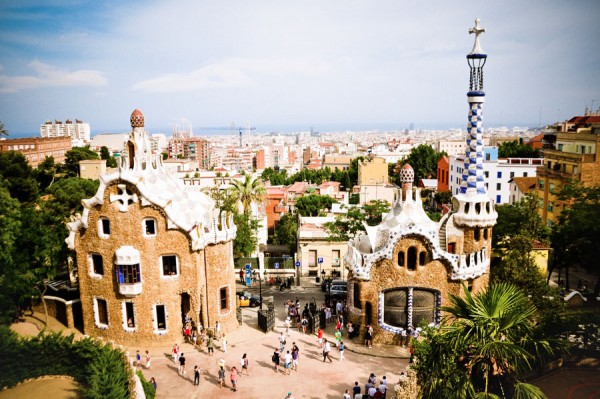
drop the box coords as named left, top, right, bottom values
left=283, top=350, right=292, bottom=375
left=145, top=350, right=152, bottom=370
left=172, top=343, right=180, bottom=364
left=279, top=331, right=286, bottom=352
left=272, top=350, right=280, bottom=372
left=215, top=321, right=221, bottom=340
left=218, top=366, right=225, bottom=389
left=221, top=334, right=228, bottom=353
left=193, top=365, right=200, bottom=386
left=178, top=352, right=186, bottom=374
left=230, top=366, right=238, bottom=392
left=207, top=335, right=215, bottom=356
left=291, top=346, right=299, bottom=371
left=135, top=350, right=141, bottom=366
left=301, top=316, right=308, bottom=334
left=322, top=339, right=333, bottom=362
left=339, top=341, right=345, bottom=361
left=241, top=353, right=250, bottom=375
left=317, top=327, right=324, bottom=348
left=343, top=389, right=351, bottom=399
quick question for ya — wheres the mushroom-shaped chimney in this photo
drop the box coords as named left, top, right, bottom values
left=400, top=163, right=414, bottom=200
left=130, top=109, right=144, bottom=128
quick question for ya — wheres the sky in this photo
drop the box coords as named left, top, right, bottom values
left=1, top=0, right=599, bottom=136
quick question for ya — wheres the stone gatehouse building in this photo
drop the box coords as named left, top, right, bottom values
left=66, top=109, right=237, bottom=347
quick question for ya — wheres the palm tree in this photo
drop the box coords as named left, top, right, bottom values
left=415, top=283, right=557, bottom=399
left=0, top=121, right=8, bottom=137
left=230, top=174, right=266, bottom=215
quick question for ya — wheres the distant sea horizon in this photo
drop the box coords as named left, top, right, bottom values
left=6, top=121, right=541, bottom=139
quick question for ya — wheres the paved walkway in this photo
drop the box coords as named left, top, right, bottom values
left=11, top=306, right=410, bottom=399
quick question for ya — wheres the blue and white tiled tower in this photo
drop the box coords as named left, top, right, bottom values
left=453, top=18, right=497, bottom=228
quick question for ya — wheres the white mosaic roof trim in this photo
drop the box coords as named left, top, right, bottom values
left=344, top=188, right=487, bottom=281
left=66, top=127, right=236, bottom=251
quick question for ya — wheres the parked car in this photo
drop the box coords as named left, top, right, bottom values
left=236, top=291, right=260, bottom=307
left=328, top=281, right=348, bottom=300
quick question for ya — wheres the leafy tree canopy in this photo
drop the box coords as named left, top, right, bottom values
left=272, top=213, right=298, bottom=254
left=551, top=182, right=600, bottom=292
left=0, top=151, right=38, bottom=202
left=498, top=139, right=540, bottom=158
left=295, top=194, right=336, bottom=217
left=413, top=283, right=559, bottom=399
left=391, top=145, right=445, bottom=185
left=233, top=213, right=260, bottom=257
left=100, top=146, right=117, bottom=168
left=64, top=147, right=98, bottom=177
left=324, top=200, right=391, bottom=241
left=493, top=196, right=548, bottom=250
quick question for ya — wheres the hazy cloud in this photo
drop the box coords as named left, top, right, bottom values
left=0, top=60, right=107, bottom=93
left=132, top=57, right=330, bottom=93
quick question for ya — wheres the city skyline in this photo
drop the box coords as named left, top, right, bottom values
left=1, top=0, right=599, bottom=136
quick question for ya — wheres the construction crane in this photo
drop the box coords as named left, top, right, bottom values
left=195, top=124, right=256, bottom=148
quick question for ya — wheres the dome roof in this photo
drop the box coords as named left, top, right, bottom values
left=130, top=109, right=144, bottom=128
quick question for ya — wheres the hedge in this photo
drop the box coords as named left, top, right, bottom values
left=0, top=326, right=136, bottom=398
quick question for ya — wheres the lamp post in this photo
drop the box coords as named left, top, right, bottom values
left=254, top=269, right=263, bottom=310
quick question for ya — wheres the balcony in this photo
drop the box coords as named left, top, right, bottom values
left=119, top=283, right=142, bottom=297
left=536, top=166, right=579, bottom=181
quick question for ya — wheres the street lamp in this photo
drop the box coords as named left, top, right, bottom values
left=254, top=269, right=262, bottom=310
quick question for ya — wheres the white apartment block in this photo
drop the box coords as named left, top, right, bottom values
left=41, top=119, right=91, bottom=146
left=436, top=139, right=467, bottom=157
left=449, top=154, right=543, bottom=205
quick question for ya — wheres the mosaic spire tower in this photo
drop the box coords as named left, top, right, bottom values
left=453, top=18, right=497, bottom=228
left=462, top=18, right=487, bottom=195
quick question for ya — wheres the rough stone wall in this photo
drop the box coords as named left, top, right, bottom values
left=75, top=182, right=235, bottom=347
left=348, top=236, right=487, bottom=344
left=202, top=241, right=238, bottom=334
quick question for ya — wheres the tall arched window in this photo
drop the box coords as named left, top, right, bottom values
left=397, top=251, right=405, bottom=267
left=419, top=251, right=427, bottom=266
left=407, top=247, right=417, bottom=270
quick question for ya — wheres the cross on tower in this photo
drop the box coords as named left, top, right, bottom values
left=110, top=184, right=138, bottom=212
left=468, top=18, right=486, bottom=55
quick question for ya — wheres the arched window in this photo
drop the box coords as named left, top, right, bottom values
left=474, top=228, right=480, bottom=241
left=483, top=228, right=489, bottom=240
left=397, top=251, right=405, bottom=267
left=127, top=141, right=135, bottom=169
left=419, top=251, right=427, bottom=266
left=407, top=247, right=417, bottom=271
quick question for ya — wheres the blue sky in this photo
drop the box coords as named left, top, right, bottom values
left=1, top=0, right=599, bottom=136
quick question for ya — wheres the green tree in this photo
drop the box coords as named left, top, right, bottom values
left=295, top=194, right=336, bottom=217
left=0, top=121, right=8, bottom=137
left=324, top=200, right=390, bottom=241
left=0, top=151, right=39, bottom=202
left=272, top=213, right=298, bottom=254
left=202, top=186, right=237, bottom=217
left=414, top=283, right=557, bottom=399
left=99, top=146, right=117, bottom=168
left=261, top=167, right=288, bottom=185
left=434, top=190, right=452, bottom=206
left=396, top=144, right=444, bottom=184
left=0, top=180, right=21, bottom=272
left=64, top=147, right=99, bottom=177
left=363, top=199, right=391, bottom=225
left=231, top=174, right=266, bottom=215
left=551, top=182, right=600, bottom=293
left=233, top=213, right=260, bottom=257
left=492, top=196, right=548, bottom=251
left=498, top=139, right=540, bottom=158
left=33, top=156, right=58, bottom=191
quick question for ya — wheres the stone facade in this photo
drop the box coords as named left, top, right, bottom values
left=66, top=110, right=238, bottom=347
